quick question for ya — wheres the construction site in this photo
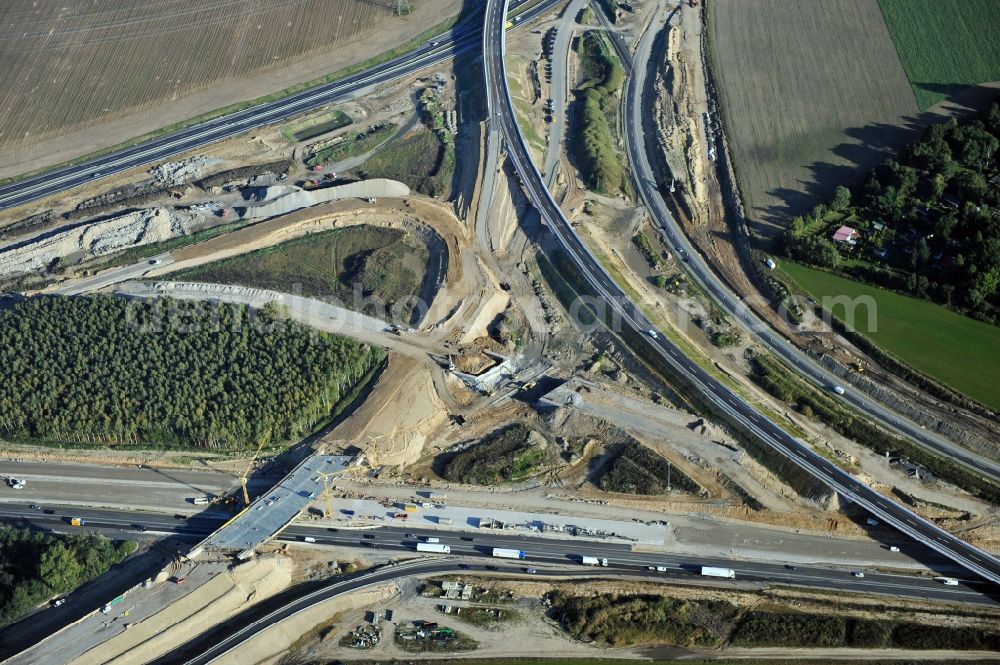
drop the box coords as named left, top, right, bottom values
left=2, top=1, right=1000, bottom=664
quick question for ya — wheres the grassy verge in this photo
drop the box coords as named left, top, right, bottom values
left=173, top=225, right=427, bottom=321
left=286, top=110, right=353, bottom=143
left=344, top=661, right=978, bottom=665
left=780, top=260, right=1000, bottom=412
left=305, top=123, right=397, bottom=167
left=357, top=129, right=454, bottom=198
left=0, top=13, right=467, bottom=188
left=570, top=32, right=626, bottom=194
left=550, top=590, right=1000, bottom=651
left=85, top=219, right=256, bottom=273
left=600, top=441, right=701, bottom=494
left=632, top=232, right=662, bottom=269
left=440, top=424, right=551, bottom=484
left=749, top=351, right=1000, bottom=505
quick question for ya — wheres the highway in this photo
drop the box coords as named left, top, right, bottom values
left=0, top=0, right=559, bottom=212
left=177, top=559, right=999, bottom=665
left=609, top=5, right=1000, bottom=483
left=483, top=0, right=1000, bottom=584
left=0, top=503, right=993, bottom=608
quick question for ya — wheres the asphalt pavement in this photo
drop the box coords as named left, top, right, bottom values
left=0, top=0, right=560, bottom=211
left=0, top=503, right=992, bottom=608
left=483, top=0, right=1000, bottom=584
left=611, top=3, right=1000, bottom=485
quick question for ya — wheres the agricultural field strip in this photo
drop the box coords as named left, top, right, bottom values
left=0, top=0, right=559, bottom=209
left=613, top=2, right=1000, bottom=482
left=489, top=0, right=1000, bottom=583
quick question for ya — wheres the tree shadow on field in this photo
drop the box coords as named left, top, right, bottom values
left=758, top=83, right=1000, bottom=233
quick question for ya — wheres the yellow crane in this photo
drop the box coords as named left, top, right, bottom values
left=239, top=439, right=268, bottom=506
left=316, top=470, right=338, bottom=518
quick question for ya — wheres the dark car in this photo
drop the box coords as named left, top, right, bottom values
left=784, top=564, right=797, bottom=571
left=460, top=536, right=474, bottom=542
left=485, top=565, right=499, bottom=571
left=327, top=527, right=339, bottom=533
left=174, top=514, right=186, bottom=520
left=458, top=563, right=470, bottom=570
left=132, top=524, right=146, bottom=532
left=43, top=509, right=55, bottom=515
left=363, top=533, right=376, bottom=539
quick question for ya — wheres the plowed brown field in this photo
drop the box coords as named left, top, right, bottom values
left=707, top=0, right=917, bottom=238
left=0, top=0, right=462, bottom=176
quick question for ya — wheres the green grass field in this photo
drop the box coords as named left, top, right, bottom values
left=175, top=226, right=427, bottom=320
left=356, top=129, right=453, bottom=198
left=780, top=261, right=1000, bottom=411
left=878, top=0, right=1000, bottom=109
left=707, top=0, right=917, bottom=235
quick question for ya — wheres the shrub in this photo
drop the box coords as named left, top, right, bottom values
left=600, top=442, right=701, bottom=494
left=441, top=424, right=549, bottom=484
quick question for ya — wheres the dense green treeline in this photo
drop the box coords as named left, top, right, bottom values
left=0, top=527, right=136, bottom=627
left=571, top=32, right=626, bottom=195
left=0, top=296, right=383, bottom=449
left=551, top=591, right=1000, bottom=651
left=783, top=101, right=1000, bottom=324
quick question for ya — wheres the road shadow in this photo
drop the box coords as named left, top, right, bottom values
left=0, top=525, right=195, bottom=660
left=756, top=84, right=1000, bottom=236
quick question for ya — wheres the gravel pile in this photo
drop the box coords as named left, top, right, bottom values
left=0, top=207, right=200, bottom=277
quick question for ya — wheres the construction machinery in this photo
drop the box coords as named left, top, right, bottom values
left=239, top=439, right=269, bottom=506
left=316, top=470, right=338, bottom=518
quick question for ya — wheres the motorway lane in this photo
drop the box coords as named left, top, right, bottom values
left=49, top=253, right=174, bottom=295
left=609, top=7, right=1000, bottom=483
left=483, top=0, right=1000, bottom=584
left=0, top=503, right=994, bottom=607
left=0, top=0, right=559, bottom=211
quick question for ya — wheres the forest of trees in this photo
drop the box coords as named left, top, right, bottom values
left=0, top=296, right=383, bottom=449
left=0, top=527, right=136, bottom=626
left=784, top=100, right=1000, bottom=323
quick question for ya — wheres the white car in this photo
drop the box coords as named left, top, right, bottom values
left=853, top=571, right=865, bottom=578
left=647, top=329, right=658, bottom=340
left=832, top=385, right=846, bottom=395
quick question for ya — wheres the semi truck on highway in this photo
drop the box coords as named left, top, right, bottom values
left=581, top=556, right=608, bottom=566
left=492, top=548, right=526, bottom=559
left=417, top=543, right=451, bottom=553
left=700, top=566, right=735, bottom=579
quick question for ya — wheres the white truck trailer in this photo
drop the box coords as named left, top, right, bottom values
left=492, top=548, right=526, bottom=559
left=581, top=556, right=608, bottom=566
left=700, top=566, right=736, bottom=579
left=416, top=543, right=451, bottom=554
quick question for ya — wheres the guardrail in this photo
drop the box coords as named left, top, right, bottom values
left=483, top=0, right=1000, bottom=585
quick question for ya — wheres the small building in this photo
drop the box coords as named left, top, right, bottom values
left=831, top=225, right=860, bottom=245
left=764, top=257, right=776, bottom=270
left=871, top=221, right=885, bottom=232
